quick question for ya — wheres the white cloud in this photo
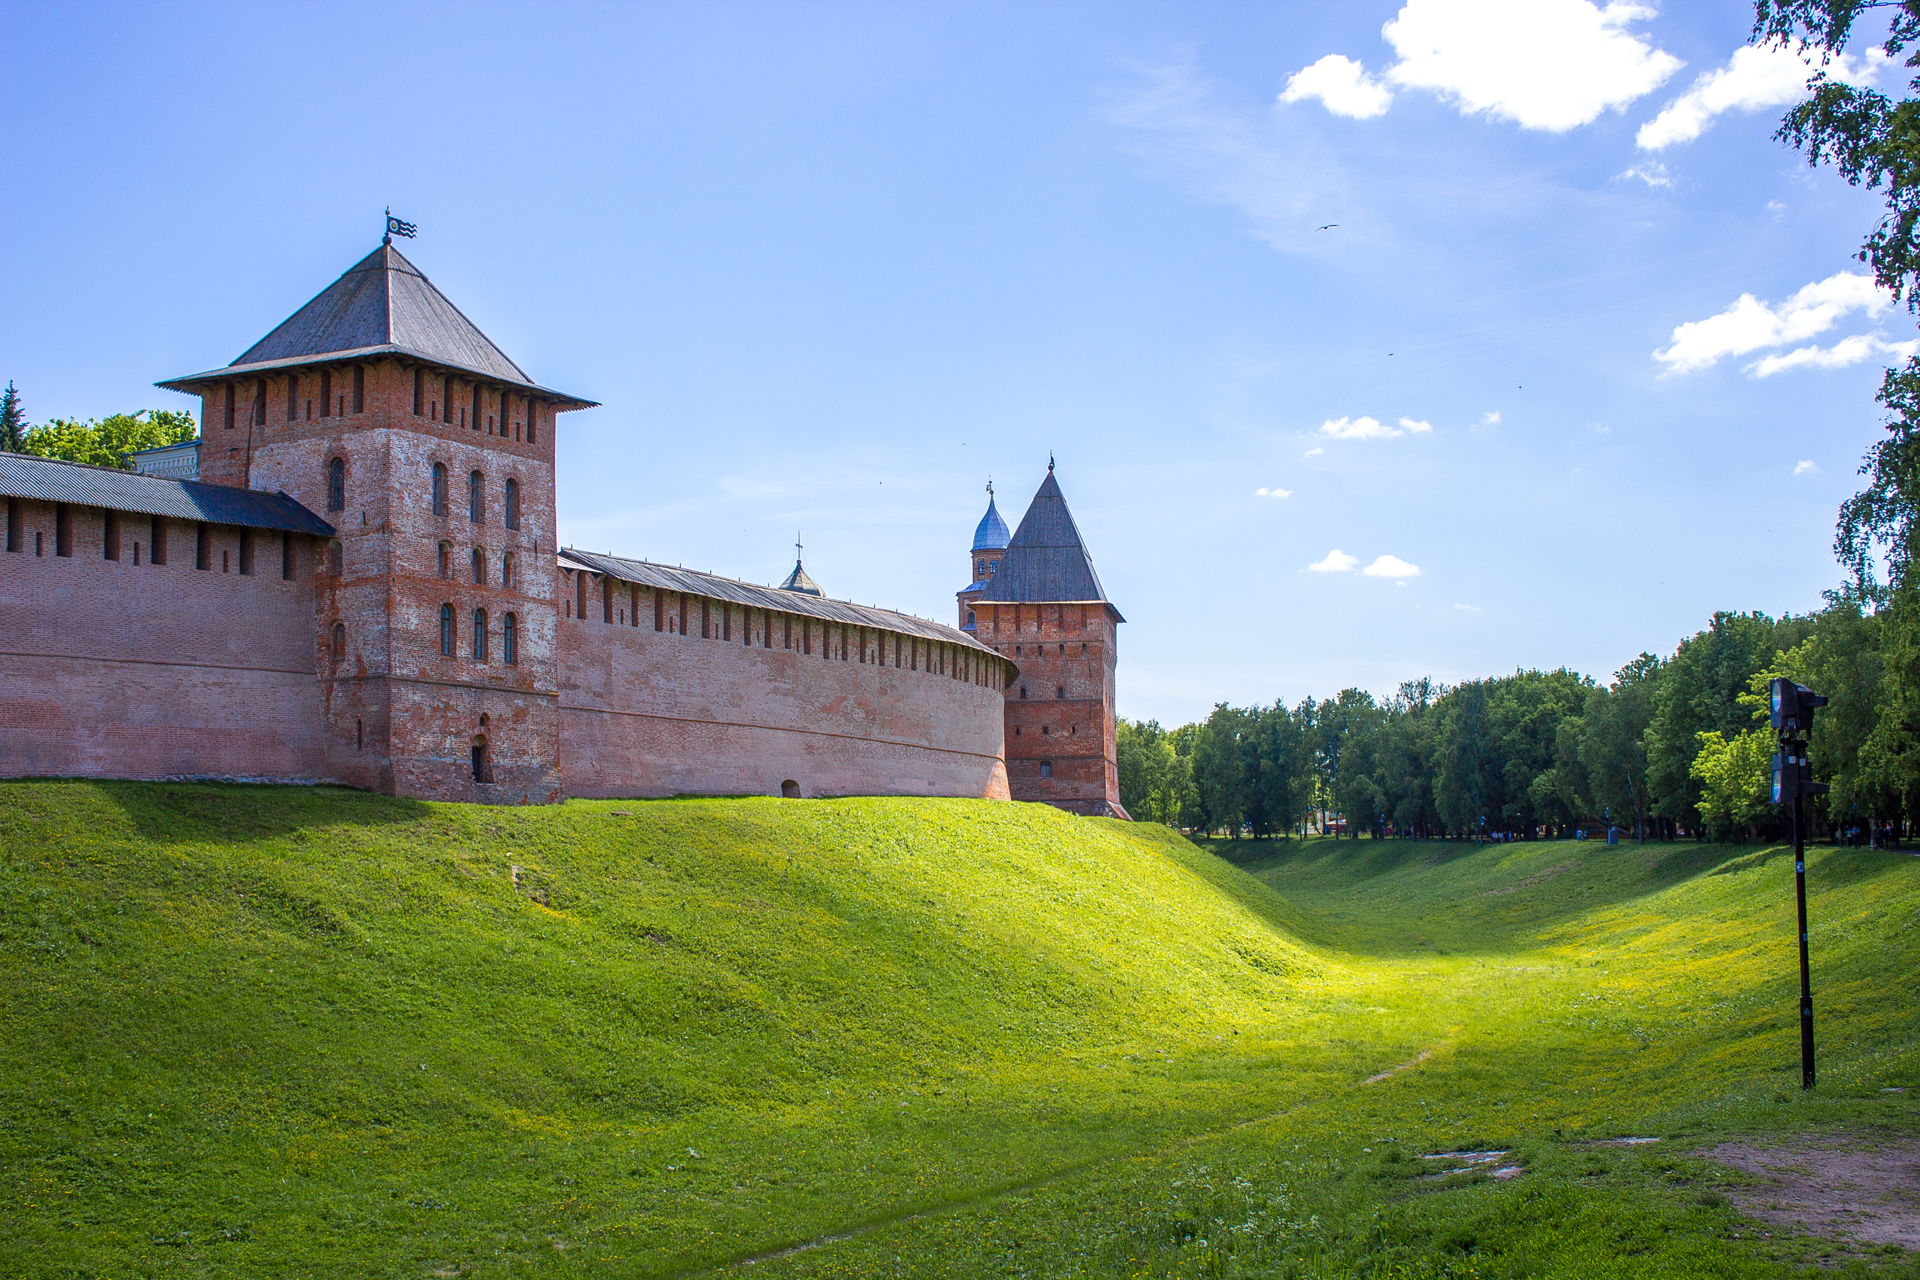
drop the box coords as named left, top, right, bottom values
left=1748, top=332, right=1919, bottom=377
left=1454, top=602, right=1483, bottom=611
left=1475, top=410, right=1502, bottom=429
left=1363, top=553, right=1423, bottom=579
left=1303, top=446, right=1325, bottom=458
left=1619, top=161, right=1674, bottom=188
left=1319, top=414, right=1434, bottom=440
left=1254, top=485, right=1294, bottom=498
left=1280, top=54, right=1394, bottom=119
left=1792, top=459, right=1818, bottom=476
left=1308, top=548, right=1360, bottom=573
left=1381, top=0, right=1683, bottom=132
left=1637, top=42, right=1881, bottom=151
left=1654, top=271, right=1891, bottom=374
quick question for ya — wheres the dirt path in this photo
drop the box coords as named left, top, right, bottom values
left=1704, top=1135, right=1920, bottom=1251
left=661, top=1043, right=1447, bottom=1278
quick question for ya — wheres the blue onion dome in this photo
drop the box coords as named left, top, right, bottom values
left=972, top=496, right=1010, bottom=551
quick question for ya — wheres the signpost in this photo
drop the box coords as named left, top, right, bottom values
left=1770, top=677, right=1828, bottom=1091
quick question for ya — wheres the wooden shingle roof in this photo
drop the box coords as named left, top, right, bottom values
left=157, top=243, right=595, bottom=407
left=975, top=470, right=1121, bottom=618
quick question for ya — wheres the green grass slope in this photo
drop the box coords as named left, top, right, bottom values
left=0, top=781, right=1381, bottom=1279
left=6, top=786, right=1920, bottom=1280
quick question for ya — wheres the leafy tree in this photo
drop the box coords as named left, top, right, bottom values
left=1690, top=727, right=1775, bottom=840
left=1579, top=654, right=1661, bottom=838
left=17, top=409, right=197, bottom=469
left=0, top=381, right=24, bottom=453
left=1116, top=718, right=1192, bottom=827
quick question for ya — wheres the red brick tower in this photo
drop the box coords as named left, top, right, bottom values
left=159, top=238, right=596, bottom=802
left=967, top=464, right=1128, bottom=818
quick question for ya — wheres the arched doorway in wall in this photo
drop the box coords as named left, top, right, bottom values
left=780, top=779, right=801, bottom=799
left=471, top=735, right=493, bottom=783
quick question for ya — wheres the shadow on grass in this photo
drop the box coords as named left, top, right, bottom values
left=1195, top=835, right=1783, bottom=957
left=80, top=778, right=433, bottom=846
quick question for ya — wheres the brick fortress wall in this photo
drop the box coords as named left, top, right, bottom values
left=557, top=571, right=1013, bottom=800
left=0, top=497, right=331, bottom=782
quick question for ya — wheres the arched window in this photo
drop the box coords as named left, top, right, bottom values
left=330, top=621, right=346, bottom=664
left=472, top=608, right=488, bottom=661
left=503, top=612, right=519, bottom=665
left=326, top=457, right=345, bottom=512
left=439, top=603, right=455, bottom=656
left=1056, top=685, right=1066, bottom=699
left=471, top=546, right=486, bottom=584
left=438, top=541, right=452, bottom=578
left=1019, top=685, right=1028, bottom=699
left=501, top=551, right=514, bottom=589
left=431, top=463, right=448, bottom=516
left=468, top=470, right=484, bottom=523
left=504, top=478, right=520, bottom=530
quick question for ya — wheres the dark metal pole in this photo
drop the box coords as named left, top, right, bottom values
left=1793, top=768, right=1815, bottom=1090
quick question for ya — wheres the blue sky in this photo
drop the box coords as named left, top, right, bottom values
left=2, top=0, right=1905, bottom=726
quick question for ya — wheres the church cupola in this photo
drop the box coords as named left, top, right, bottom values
left=957, top=481, right=1009, bottom=630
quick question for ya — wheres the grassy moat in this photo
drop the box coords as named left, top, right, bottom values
left=2, top=781, right=1917, bottom=1278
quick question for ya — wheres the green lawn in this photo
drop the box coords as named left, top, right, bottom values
left=2, top=783, right=1916, bottom=1278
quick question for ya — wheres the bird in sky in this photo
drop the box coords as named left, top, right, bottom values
left=1317, top=223, right=1339, bottom=231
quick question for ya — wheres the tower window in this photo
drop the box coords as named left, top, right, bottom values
left=472, top=546, right=486, bottom=584
left=331, top=621, right=346, bottom=664
left=503, top=612, right=519, bottom=665
left=253, top=378, right=267, bottom=425
left=328, top=540, right=343, bottom=574
left=1042, top=725, right=1050, bottom=735
left=468, top=470, right=484, bottom=523
left=603, top=580, right=614, bottom=624
left=413, top=368, right=425, bottom=416
left=576, top=571, right=587, bottom=619
left=1040, top=761, right=1053, bottom=777
left=1057, top=685, right=1066, bottom=699
left=443, top=375, right=454, bottom=423
left=471, top=384, right=483, bottom=432
left=471, top=734, right=492, bottom=783
left=1019, top=685, right=1027, bottom=699
left=527, top=403, right=538, bottom=446
left=318, top=369, right=332, bottom=419
left=353, top=365, right=365, bottom=413
left=438, top=541, right=452, bottom=578
left=224, top=383, right=236, bottom=431
left=432, top=463, right=448, bottom=516
left=286, top=373, right=299, bottom=421
left=326, top=457, right=346, bottom=512
left=502, top=551, right=515, bottom=590
left=472, top=608, right=488, bottom=661
left=504, top=478, right=520, bottom=530
left=439, top=603, right=455, bottom=656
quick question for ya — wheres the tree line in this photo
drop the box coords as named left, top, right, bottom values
left=1119, top=598, right=1915, bottom=843
left=1, top=381, right=198, bottom=467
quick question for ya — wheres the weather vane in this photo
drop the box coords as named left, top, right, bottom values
left=383, top=207, right=418, bottom=244
left=1048, top=452, right=1055, bottom=473
left=986, top=477, right=994, bottom=499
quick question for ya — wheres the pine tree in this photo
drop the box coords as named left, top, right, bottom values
left=0, top=381, right=24, bottom=453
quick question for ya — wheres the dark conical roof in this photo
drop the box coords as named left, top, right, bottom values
left=978, top=469, right=1116, bottom=612
left=779, top=559, right=823, bottom=596
left=972, top=494, right=1010, bottom=551
left=158, top=242, right=594, bottom=405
